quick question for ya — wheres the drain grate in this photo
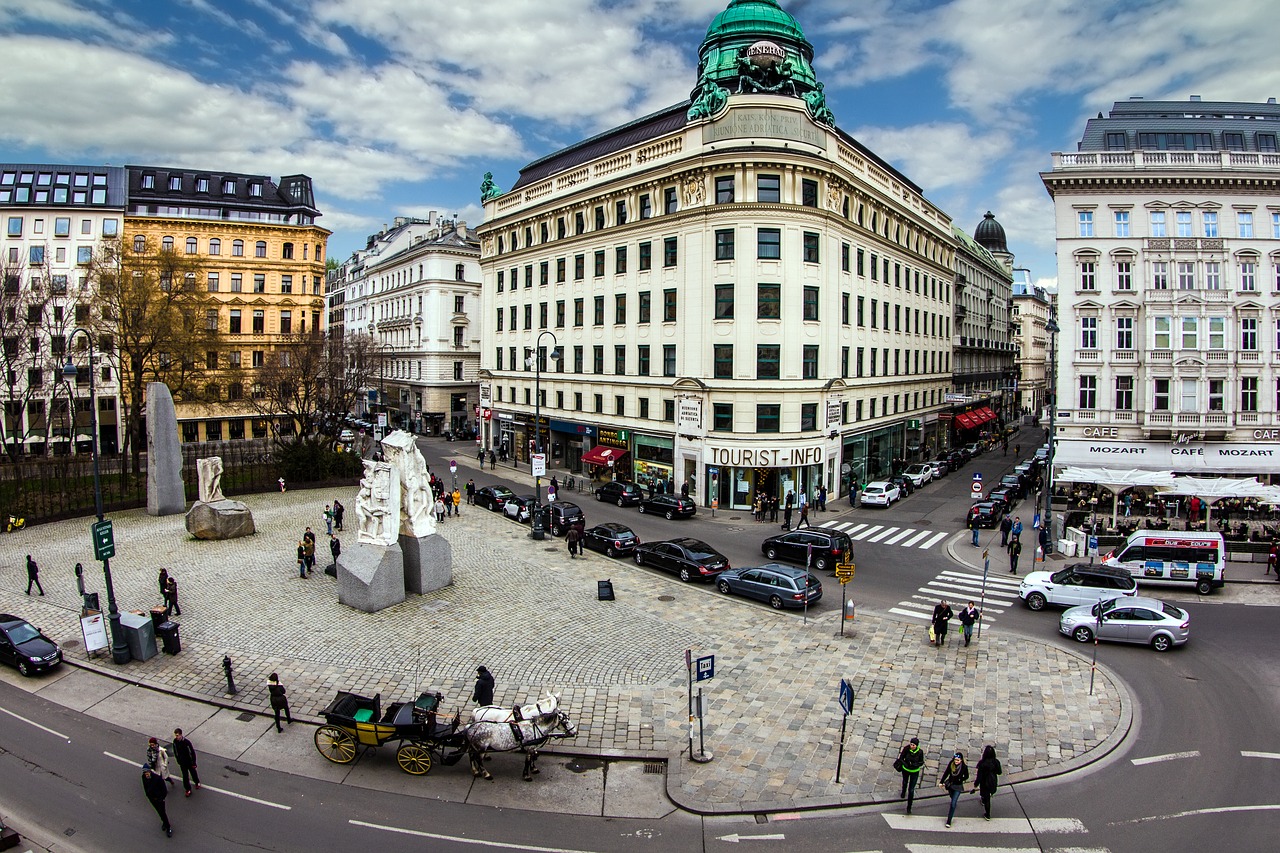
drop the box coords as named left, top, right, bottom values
left=643, top=762, right=664, bottom=775
left=236, top=712, right=256, bottom=722
left=657, top=595, right=676, bottom=602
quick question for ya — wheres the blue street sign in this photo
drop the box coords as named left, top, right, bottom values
left=838, top=678, right=854, bottom=715
left=1033, top=511, right=1042, bottom=529
left=695, top=655, right=715, bottom=682
left=972, top=472, right=983, bottom=481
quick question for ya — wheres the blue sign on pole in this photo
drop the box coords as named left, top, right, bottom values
left=695, top=655, right=715, bottom=682
left=972, top=472, right=983, bottom=482
left=838, top=679, right=854, bottom=715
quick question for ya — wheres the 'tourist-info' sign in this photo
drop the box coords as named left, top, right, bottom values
left=704, top=444, right=825, bottom=467
left=1054, top=438, right=1280, bottom=474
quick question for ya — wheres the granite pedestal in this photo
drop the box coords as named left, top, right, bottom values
left=185, top=500, right=256, bottom=540
left=337, top=542, right=406, bottom=612
left=401, top=533, right=453, bottom=594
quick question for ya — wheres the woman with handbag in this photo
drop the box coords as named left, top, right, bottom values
left=894, top=736, right=925, bottom=814
left=938, top=750, right=970, bottom=827
left=972, top=744, right=1003, bottom=820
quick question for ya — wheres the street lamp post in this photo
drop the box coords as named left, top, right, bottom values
left=1041, top=311, right=1060, bottom=558
left=63, top=329, right=130, bottom=664
left=527, top=331, right=560, bottom=540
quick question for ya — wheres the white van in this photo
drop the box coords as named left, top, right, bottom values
left=1102, top=530, right=1225, bottom=595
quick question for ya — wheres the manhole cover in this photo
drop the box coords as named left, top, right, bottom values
left=916, top=519, right=933, bottom=525
left=657, top=595, right=676, bottom=602
left=236, top=712, right=256, bottom=722
left=545, top=547, right=560, bottom=552
left=63, top=639, right=81, bottom=648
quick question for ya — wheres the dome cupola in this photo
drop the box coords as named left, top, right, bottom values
left=974, top=211, right=1008, bottom=254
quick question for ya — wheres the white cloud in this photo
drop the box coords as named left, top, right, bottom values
left=849, top=122, right=1014, bottom=193
left=0, top=0, right=171, bottom=51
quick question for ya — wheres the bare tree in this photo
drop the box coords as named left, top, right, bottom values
left=0, top=253, right=33, bottom=460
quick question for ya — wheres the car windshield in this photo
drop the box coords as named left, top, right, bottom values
left=1094, top=598, right=1122, bottom=618
left=6, top=623, right=39, bottom=644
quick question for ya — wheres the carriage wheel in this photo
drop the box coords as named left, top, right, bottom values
left=314, top=726, right=358, bottom=764
left=397, top=743, right=433, bottom=775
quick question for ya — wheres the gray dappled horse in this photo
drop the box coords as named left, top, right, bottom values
left=470, top=692, right=559, bottom=725
left=460, top=707, right=578, bottom=781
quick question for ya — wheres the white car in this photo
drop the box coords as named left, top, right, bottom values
left=860, top=481, right=901, bottom=507
left=903, top=464, right=933, bottom=488
left=338, top=429, right=355, bottom=443
left=1019, top=564, right=1138, bottom=611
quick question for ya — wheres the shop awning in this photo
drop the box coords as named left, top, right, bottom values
left=974, top=406, right=997, bottom=424
left=955, top=412, right=976, bottom=429
left=581, top=445, right=628, bottom=466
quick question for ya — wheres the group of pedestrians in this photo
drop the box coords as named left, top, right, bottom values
left=895, top=737, right=1003, bottom=826
left=565, top=518, right=588, bottom=558
left=998, top=515, right=1025, bottom=573
left=930, top=599, right=982, bottom=647
left=140, top=728, right=200, bottom=837
left=156, top=567, right=181, bottom=616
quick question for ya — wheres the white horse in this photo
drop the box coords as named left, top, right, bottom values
left=459, top=707, right=578, bottom=781
left=469, top=692, right=559, bottom=725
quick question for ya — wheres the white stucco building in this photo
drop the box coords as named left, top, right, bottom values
left=1011, top=268, right=1052, bottom=416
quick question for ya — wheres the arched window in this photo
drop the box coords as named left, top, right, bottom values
left=232, top=240, right=244, bottom=256
left=255, top=241, right=267, bottom=258
left=186, top=237, right=198, bottom=254
left=161, top=236, right=174, bottom=252
left=132, top=235, right=146, bottom=253
left=282, top=242, right=294, bottom=259
left=209, top=238, right=220, bottom=255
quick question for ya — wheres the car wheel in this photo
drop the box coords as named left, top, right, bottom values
left=717, top=580, right=731, bottom=595
left=1151, top=634, right=1173, bottom=652
left=634, top=552, right=645, bottom=565
left=638, top=505, right=646, bottom=514
left=617, top=498, right=626, bottom=507
left=595, top=492, right=604, bottom=502
left=1026, top=592, right=1047, bottom=611
left=766, top=547, right=780, bottom=560
left=768, top=595, right=784, bottom=610
left=665, top=510, right=675, bottom=520
left=1196, top=579, right=1213, bottom=595
left=815, top=556, right=830, bottom=571
left=606, top=546, right=617, bottom=558
left=17, top=660, right=31, bottom=677
left=678, top=567, right=692, bottom=582
left=1072, top=626, right=1094, bottom=643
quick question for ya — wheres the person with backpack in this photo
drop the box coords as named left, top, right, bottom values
left=894, top=736, right=926, bottom=814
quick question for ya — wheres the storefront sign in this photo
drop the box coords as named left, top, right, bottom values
left=826, top=401, right=842, bottom=428
left=596, top=427, right=630, bottom=449
left=1055, top=438, right=1280, bottom=474
left=704, top=444, right=825, bottom=468
left=549, top=419, right=594, bottom=436
left=479, top=384, right=492, bottom=406
left=678, top=398, right=703, bottom=432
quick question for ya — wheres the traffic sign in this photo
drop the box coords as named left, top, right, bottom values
left=91, top=519, right=115, bottom=561
left=972, top=472, right=983, bottom=481
left=696, top=655, right=715, bottom=682
left=531, top=453, right=546, bottom=477
left=838, top=678, right=855, bottom=715
left=971, top=481, right=984, bottom=495
left=449, top=460, right=457, bottom=474
left=834, top=561, right=855, bottom=583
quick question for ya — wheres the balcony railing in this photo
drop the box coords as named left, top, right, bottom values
left=1052, top=150, right=1280, bottom=171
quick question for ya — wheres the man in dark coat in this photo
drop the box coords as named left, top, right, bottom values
left=25, top=554, right=43, bottom=596
left=142, top=764, right=172, bottom=837
left=472, top=666, right=495, bottom=706
left=171, top=728, right=200, bottom=795
left=999, top=514, right=1013, bottom=547
left=164, top=578, right=181, bottom=616
left=931, top=600, right=953, bottom=647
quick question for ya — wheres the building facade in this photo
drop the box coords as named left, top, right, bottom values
left=1042, top=96, right=1280, bottom=477
left=124, top=166, right=329, bottom=443
left=477, top=0, right=957, bottom=508
left=1010, top=268, right=1052, bottom=416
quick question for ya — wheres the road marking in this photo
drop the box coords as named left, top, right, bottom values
left=1113, top=803, right=1280, bottom=826
left=940, top=570, right=1023, bottom=589
left=920, top=583, right=1016, bottom=605
left=715, top=833, right=786, bottom=843
left=845, top=523, right=868, bottom=535
left=1242, top=751, right=1280, bottom=760
left=820, top=520, right=838, bottom=529
left=350, top=820, right=616, bottom=851
left=1130, top=750, right=1200, bottom=766
left=853, top=525, right=884, bottom=540
left=905, top=847, right=1109, bottom=853
left=868, top=526, right=901, bottom=542
left=918, top=531, right=948, bottom=549
left=103, top=751, right=291, bottom=810
left=886, top=528, right=918, bottom=544
left=900, top=530, right=933, bottom=547
left=909, top=594, right=1006, bottom=613
left=884, top=815, right=1086, bottom=834
left=888, top=607, right=930, bottom=620
left=0, top=704, right=70, bottom=741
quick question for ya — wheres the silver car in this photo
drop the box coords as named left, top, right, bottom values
left=1059, top=596, right=1189, bottom=652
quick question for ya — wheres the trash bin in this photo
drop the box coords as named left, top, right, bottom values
left=156, top=621, right=181, bottom=655
left=149, top=607, right=168, bottom=630
left=119, top=612, right=158, bottom=662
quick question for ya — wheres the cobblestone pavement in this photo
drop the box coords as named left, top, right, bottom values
left=0, top=485, right=1127, bottom=813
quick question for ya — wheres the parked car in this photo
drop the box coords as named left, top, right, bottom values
left=760, top=529, right=853, bottom=571
left=0, top=614, right=62, bottom=676
left=594, top=480, right=644, bottom=507
left=888, top=474, right=914, bottom=497
left=579, top=522, right=640, bottom=557
left=967, top=501, right=1005, bottom=528
left=904, top=463, right=934, bottom=488
left=929, top=458, right=950, bottom=478
left=1059, top=596, right=1189, bottom=652
left=861, top=481, right=901, bottom=507
left=1000, top=474, right=1022, bottom=490
left=475, top=486, right=516, bottom=512
left=964, top=442, right=984, bottom=458
left=716, top=564, right=823, bottom=610
left=986, top=486, right=1017, bottom=512
left=637, top=494, right=696, bottom=519
left=1020, top=564, right=1139, bottom=611
left=633, top=538, right=730, bottom=582
left=546, top=501, right=585, bottom=536
left=338, top=429, right=356, bottom=444
left=503, top=494, right=538, bottom=523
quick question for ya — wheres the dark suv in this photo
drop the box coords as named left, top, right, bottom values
left=595, top=480, right=644, bottom=507
left=638, top=494, right=696, bottom=519
left=546, top=501, right=585, bottom=536
left=760, top=529, right=853, bottom=571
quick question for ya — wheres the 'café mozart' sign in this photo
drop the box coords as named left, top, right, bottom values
left=1054, top=438, right=1280, bottom=473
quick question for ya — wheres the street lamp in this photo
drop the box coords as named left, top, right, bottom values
left=1041, top=310, right=1060, bottom=558
left=62, top=329, right=130, bottom=664
left=526, top=331, right=560, bottom=540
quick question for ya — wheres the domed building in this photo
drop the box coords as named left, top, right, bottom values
left=477, top=0, right=959, bottom=509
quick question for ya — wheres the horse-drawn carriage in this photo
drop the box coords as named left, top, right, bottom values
left=313, top=690, right=463, bottom=775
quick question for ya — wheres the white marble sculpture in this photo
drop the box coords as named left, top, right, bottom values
left=356, top=460, right=401, bottom=546
left=196, top=456, right=225, bottom=503
left=379, top=430, right=436, bottom=538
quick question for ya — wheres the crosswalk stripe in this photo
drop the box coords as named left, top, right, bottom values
left=884, top=814, right=1087, bottom=835
left=940, top=570, right=1024, bottom=589
left=900, top=530, right=933, bottom=547
left=819, top=519, right=838, bottom=529
left=908, top=594, right=1004, bottom=615
left=853, top=525, right=884, bottom=540
left=846, top=523, right=868, bottom=535
left=918, top=531, right=948, bottom=550
left=888, top=606, right=930, bottom=620
left=834, top=521, right=855, bottom=531
left=885, top=528, right=918, bottom=544
left=935, top=575, right=1023, bottom=595
left=868, top=526, right=900, bottom=542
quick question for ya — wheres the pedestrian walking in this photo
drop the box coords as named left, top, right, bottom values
left=158, top=567, right=170, bottom=601
left=850, top=478, right=860, bottom=508
left=566, top=523, right=582, bottom=558
left=296, top=540, right=307, bottom=578
left=489, top=450, right=496, bottom=469
left=972, top=744, right=1003, bottom=820
left=333, top=500, right=345, bottom=531
left=329, top=534, right=341, bottom=570
left=939, top=750, right=970, bottom=827
left=25, top=554, right=43, bottom=596
left=171, top=728, right=200, bottom=795
left=1011, top=516, right=1023, bottom=542
left=472, top=666, right=495, bottom=706
left=477, top=448, right=486, bottom=467
left=445, top=491, right=453, bottom=517
left=969, top=515, right=981, bottom=547
left=959, top=601, right=981, bottom=646
left=1122, top=492, right=1132, bottom=517
left=303, top=527, right=316, bottom=573
left=894, top=736, right=926, bottom=814
left=1014, top=443, right=1020, bottom=456
left=141, top=764, right=173, bottom=837
left=798, top=490, right=809, bottom=515
left=267, top=673, right=293, bottom=732
left=783, top=491, right=794, bottom=530
left=434, top=497, right=446, bottom=522
left=164, top=577, right=181, bottom=617
left=324, top=504, right=334, bottom=536
left=1008, top=538, right=1022, bottom=574
left=999, top=514, right=1012, bottom=547
left=452, top=489, right=462, bottom=516
left=930, top=599, right=952, bottom=646
left=797, top=502, right=811, bottom=529
left=818, top=485, right=828, bottom=512
left=466, top=479, right=476, bottom=505
left=146, top=736, right=172, bottom=786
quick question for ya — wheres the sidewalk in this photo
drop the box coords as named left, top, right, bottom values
left=0, top=470, right=1127, bottom=815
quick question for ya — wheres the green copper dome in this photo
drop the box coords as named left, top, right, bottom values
left=703, top=0, right=809, bottom=44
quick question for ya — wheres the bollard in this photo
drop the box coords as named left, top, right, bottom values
left=223, top=654, right=238, bottom=695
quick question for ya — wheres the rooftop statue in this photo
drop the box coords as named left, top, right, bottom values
left=803, top=82, right=836, bottom=125
left=480, top=171, right=503, bottom=202
left=687, top=80, right=729, bottom=121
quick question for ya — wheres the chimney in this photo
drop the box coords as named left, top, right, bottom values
left=1189, top=94, right=1201, bottom=102
left=1269, top=98, right=1277, bottom=105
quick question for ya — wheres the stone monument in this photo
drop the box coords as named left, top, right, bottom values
left=380, top=430, right=452, bottom=594
left=337, top=460, right=405, bottom=612
left=146, top=382, right=186, bottom=516
left=184, top=456, right=256, bottom=540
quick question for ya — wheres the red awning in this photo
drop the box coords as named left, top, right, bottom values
left=581, top=445, right=628, bottom=466
left=955, top=413, right=976, bottom=429
left=977, top=406, right=997, bottom=424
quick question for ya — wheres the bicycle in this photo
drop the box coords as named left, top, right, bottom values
left=6, top=514, right=27, bottom=533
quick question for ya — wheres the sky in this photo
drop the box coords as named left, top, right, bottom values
left=0, top=0, right=1276, bottom=287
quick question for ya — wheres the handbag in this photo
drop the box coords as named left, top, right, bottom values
left=893, top=757, right=904, bottom=773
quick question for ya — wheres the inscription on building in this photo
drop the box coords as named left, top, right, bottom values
left=703, top=109, right=826, bottom=146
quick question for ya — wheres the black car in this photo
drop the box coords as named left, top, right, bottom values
left=637, top=494, right=696, bottom=519
left=940, top=449, right=965, bottom=468
left=475, top=486, right=516, bottom=512
left=888, top=474, right=914, bottom=497
left=0, top=614, right=62, bottom=676
left=716, top=564, right=823, bottom=610
left=594, top=480, right=644, bottom=507
left=546, top=501, right=585, bottom=536
left=633, top=537, right=730, bottom=582
left=987, top=486, right=1017, bottom=511
left=580, top=522, right=640, bottom=557
left=760, top=529, right=853, bottom=571
left=967, top=501, right=1005, bottom=528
